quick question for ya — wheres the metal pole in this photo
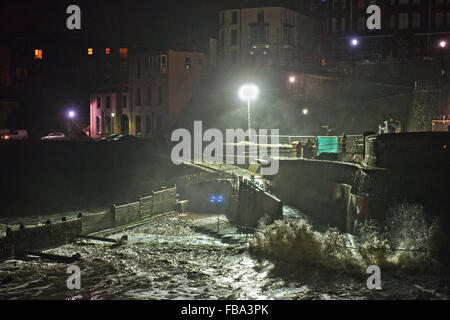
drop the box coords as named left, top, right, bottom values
left=247, top=98, right=251, bottom=136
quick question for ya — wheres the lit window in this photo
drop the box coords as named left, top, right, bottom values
left=105, top=48, right=110, bottom=55
left=88, top=48, right=93, bottom=55
left=185, top=57, right=192, bottom=70
left=119, top=48, right=128, bottom=58
left=34, top=49, right=43, bottom=60
left=161, top=55, right=167, bottom=68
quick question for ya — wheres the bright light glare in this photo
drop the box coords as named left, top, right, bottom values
left=289, top=76, right=296, bottom=83
left=68, top=111, right=76, bottom=118
left=351, top=38, right=358, bottom=46
left=440, top=41, right=447, bottom=48
left=303, top=108, right=308, bottom=115
left=238, top=83, right=259, bottom=101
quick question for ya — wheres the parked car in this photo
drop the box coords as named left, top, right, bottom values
left=41, top=132, right=66, bottom=141
left=1, top=130, right=28, bottom=141
left=95, top=134, right=120, bottom=142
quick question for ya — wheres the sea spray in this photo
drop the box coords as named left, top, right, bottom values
left=250, top=201, right=441, bottom=274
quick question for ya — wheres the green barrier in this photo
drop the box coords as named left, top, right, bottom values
left=317, top=136, right=339, bottom=154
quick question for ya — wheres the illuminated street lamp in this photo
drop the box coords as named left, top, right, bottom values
left=238, top=83, right=259, bottom=139
left=68, top=110, right=76, bottom=140
left=111, top=113, right=115, bottom=134
left=302, top=108, right=308, bottom=115
left=289, top=75, right=296, bottom=83
left=439, top=40, right=447, bottom=86
left=68, top=110, right=76, bottom=118
left=350, top=38, right=359, bottom=75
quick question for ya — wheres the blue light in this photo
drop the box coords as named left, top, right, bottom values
left=209, top=194, right=225, bottom=204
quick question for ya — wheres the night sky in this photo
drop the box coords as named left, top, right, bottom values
left=1, top=0, right=304, bottom=47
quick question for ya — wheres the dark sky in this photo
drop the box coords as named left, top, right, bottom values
left=1, top=0, right=306, bottom=47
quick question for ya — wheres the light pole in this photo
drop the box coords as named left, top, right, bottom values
left=350, top=38, right=359, bottom=75
left=439, top=40, right=447, bottom=85
left=288, top=75, right=296, bottom=103
left=68, top=110, right=76, bottom=140
left=238, top=83, right=259, bottom=141
left=111, top=113, right=115, bottom=134
left=439, top=40, right=447, bottom=117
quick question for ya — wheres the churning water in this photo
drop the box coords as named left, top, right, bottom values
left=0, top=204, right=449, bottom=300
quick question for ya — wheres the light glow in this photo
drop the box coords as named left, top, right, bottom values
left=440, top=41, right=447, bottom=48
left=238, top=83, right=259, bottom=101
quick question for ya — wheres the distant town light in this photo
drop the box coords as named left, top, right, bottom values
left=289, top=76, right=296, bottom=83
left=88, top=48, right=93, bottom=55
left=111, top=113, right=115, bottom=118
left=302, top=108, right=308, bottom=115
left=68, top=110, right=76, bottom=118
left=351, top=38, right=359, bottom=46
left=440, top=41, right=447, bottom=48
left=34, top=49, right=43, bottom=60
left=119, top=48, right=128, bottom=58
left=105, top=48, right=111, bottom=55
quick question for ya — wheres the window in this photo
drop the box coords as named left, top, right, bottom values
left=341, top=17, right=346, bottom=32
left=391, top=14, right=396, bottom=29
left=34, top=49, right=43, bottom=60
left=399, top=13, right=409, bottom=29
left=96, top=116, right=102, bottom=134
left=257, top=11, right=264, bottom=24
left=412, top=13, right=421, bottom=28
left=105, top=116, right=111, bottom=133
left=185, top=57, right=192, bottom=70
left=122, top=94, right=127, bottom=108
left=145, top=116, right=152, bottom=134
left=105, top=48, right=110, bottom=55
left=88, top=48, right=93, bottom=55
left=231, top=51, right=238, bottom=64
left=136, top=60, right=141, bottom=78
left=120, top=62, right=128, bottom=73
left=106, top=96, right=111, bottom=108
left=435, top=12, right=443, bottom=27
left=136, top=88, right=141, bottom=105
left=158, top=86, right=163, bottom=105
left=231, top=29, right=238, bottom=45
left=97, top=97, right=101, bottom=109
left=136, top=116, right=141, bottom=135
left=161, top=55, right=167, bottom=68
left=146, top=87, right=152, bottom=105
left=119, top=48, right=128, bottom=58
left=157, top=116, right=162, bottom=132
left=357, top=16, right=365, bottom=31
left=251, top=26, right=268, bottom=43
left=231, top=11, right=238, bottom=24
